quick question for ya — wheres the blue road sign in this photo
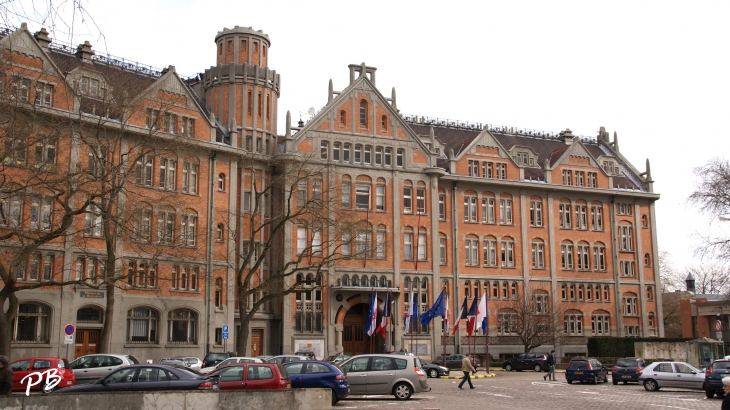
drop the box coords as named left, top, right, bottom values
left=222, top=324, right=229, bottom=333
left=222, top=332, right=229, bottom=340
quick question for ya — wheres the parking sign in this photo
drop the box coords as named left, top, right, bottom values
left=222, top=324, right=229, bottom=340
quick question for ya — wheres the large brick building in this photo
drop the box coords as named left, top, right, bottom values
left=1, top=24, right=662, bottom=362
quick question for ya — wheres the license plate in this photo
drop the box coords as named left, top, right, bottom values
left=622, top=375, right=632, bottom=378
left=575, top=371, right=584, bottom=374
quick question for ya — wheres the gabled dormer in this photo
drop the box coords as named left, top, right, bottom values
left=546, top=137, right=609, bottom=188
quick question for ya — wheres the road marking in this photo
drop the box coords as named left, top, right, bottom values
left=648, top=405, right=692, bottom=410
left=576, top=391, right=600, bottom=394
left=477, top=392, right=514, bottom=398
left=531, top=381, right=565, bottom=387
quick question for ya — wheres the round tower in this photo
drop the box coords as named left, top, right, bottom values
left=202, top=26, right=280, bottom=152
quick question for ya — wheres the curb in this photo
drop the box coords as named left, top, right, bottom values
left=491, top=368, right=566, bottom=373
left=440, top=373, right=496, bottom=379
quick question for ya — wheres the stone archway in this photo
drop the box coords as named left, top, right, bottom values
left=342, top=303, right=386, bottom=356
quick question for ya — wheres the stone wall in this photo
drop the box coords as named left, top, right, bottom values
left=0, top=389, right=331, bottom=410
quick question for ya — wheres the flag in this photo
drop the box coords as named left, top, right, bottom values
left=466, top=294, right=479, bottom=336
left=376, top=291, right=391, bottom=337
left=365, top=290, right=377, bottom=336
left=420, top=289, right=445, bottom=326
left=443, top=294, right=450, bottom=336
left=475, top=292, right=487, bottom=335
left=451, top=296, right=468, bottom=335
left=404, top=290, right=418, bottom=334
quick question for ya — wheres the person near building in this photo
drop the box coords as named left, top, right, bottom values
left=0, top=355, right=13, bottom=396
left=458, top=353, right=476, bottom=389
left=544, top=350, right=556, bottom=381
left=722, top=376, right=730, bottom=410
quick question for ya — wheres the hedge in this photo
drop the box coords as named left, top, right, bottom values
left=587, top=337, right=693, bottom=357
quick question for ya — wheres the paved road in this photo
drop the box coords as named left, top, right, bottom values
left=335, top=371, right=721, bottom=409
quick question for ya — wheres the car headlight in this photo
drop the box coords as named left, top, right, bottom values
left=440, top=367, right=448, bottom=371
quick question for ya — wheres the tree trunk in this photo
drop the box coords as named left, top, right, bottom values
left=237, top=294, right=250, bottom=357
left=99, top=281, right=116, bottom=353
left=0, top=289, right=17, bottom=356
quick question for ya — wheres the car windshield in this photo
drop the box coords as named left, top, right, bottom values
left=127, top=355, right=140, bottom=365
left=714, top=362, right=730, bottom=370
left=569, top=360, right=589, bottom=369
left=325, top=356, right=338, bottom=361
left=617, top=359, right=639, bottom=367
left=173, top=367, right=201, bottom=378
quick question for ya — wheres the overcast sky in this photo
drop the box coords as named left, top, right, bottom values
left=6, top=0, right=729, bottom=275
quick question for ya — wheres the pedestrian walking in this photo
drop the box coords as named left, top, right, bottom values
left=458, top=353, right=476, bottom=390
left=544, top=350, right=556, bottom=381
left=722, top=376, right=730, bottom=410
left=0, top=355, right=13, bottom=396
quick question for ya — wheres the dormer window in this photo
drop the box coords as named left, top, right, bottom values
left=514, top=151, right=530, bottom=166
left=80, top=76, right=104, bottom=98
left=602, top=160, right=619, bottom=175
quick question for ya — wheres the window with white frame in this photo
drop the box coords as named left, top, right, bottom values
left=217, top=174, right=225, bottom=191
left=530, top=200, right=543, bottom=227
left=320, top=141, right=329, bottom=160
left=157, top=208, right=174, bottom=244
left=501, top=238, right=515, bottom=267
left=158, top=158, right=176, bottom=190
left=591, top=204, right=603, bottom=230
left=376, top=227, right=386, bottom=259
left=297, top=181, right=307, bottom=207
left=181, top=117, right=195, bottom=138
left=30, top=195, right=53, bottom=232
left=620, top=260, right=636, bottom=277
left=532, top=240, right=545, bottom=268
left=180, top=211, right=197, bottom=247
left=396, top=148, right=405, bottom=167
left=416, top=186, right=426, bottom=214
left=364, top=146, right=372, bottom=164
left=295, top=273, right=324, bottom=333
left=439, top=192, right=446, bottom=219
left=533, top=292, right=549, bottom=314
left=561, top=242, right=574, bottom=269
left=482, top=197, right=495, bottom=223
left=482, top=161, right=493, bottom=178
left=575, top=204, right=587, bottom=229
left=333, top=143, right=341, bottom=161
left=559, top=202, right=572, bottom=228
left=182, top=161, right=198, bottom=194
left=312, top=179, right=322, bottom=207
left=464, top=194, right=477, bottom=222
left=13, top=303, right=51, bottom=343
left=127, top=261, right=157, bottom=288
left=311, top=228, right=323, bottom=256
left=126, top=307, right=158, bottom=343
left=146, top=108, right=160, bottom=130
left=243, top=191, right=252, bottom=213
left=403, top=183, right=412, bottom=213
left=577, top=243, right=590, bottom=270
left=587, top=172, right=597, bottom=188
left=404, top=228, right=414, bottom=260
left=602, top=160, right=618, bottom=175
left=356, top=184, right=370, bottom=210
left=468, top=160, right=479, bottom=177
left=168, top=309, right=197, bottom=344
left=618, top=225, right=634, bottom=251
left=376, top=183, right=385, bottom=211
left=465, top=236, right=479, bottom=266
left=341, top=232, right=351, bottom=256
left=623, top=294, right=638, bottom=316
left=134, top=206, right=152, bottom=242
left=83, top=202, right=102, bottom=237
left=4, top=136, right=27, bottom=165
left=591, top=313, right=610, bottom=335
left=483, top=237, right=497, bottom=267
left=11, top=77, right=30, bottom=101
left=624, top=325, right=640, bottom=337
left=497, top=310, right=518, bottom=334
left=354, top=144, right=362, bottom=164
left=135, top=155, right=153, bottom=186
left=417, top=229, right=427, bottom=261
left=564, top=312, right=583, bottom=335
left=617, top=203, right=633, bottom=215
left=164, top=113, right=178, bottom=134
left=575, top=171, right=585, bottom=186
left=297, top=226, right=307, bottom=255
left=35, top=139, right=56, bottom=168
left=384, top=148, right=392, bottom=165
left=343, top=144, right=351, bottom=162
left=562, top=169, right=573, bottom=186
left=341, top=178, right=350, bottom=207
left=499, top=198, right=513, bottom=224
left=355, top=228, right=372, bottom=258
left=439, top=234, right=447, bottom=265
left=496, top=163, right=507, bottom=179
left=375, top=146, right=382, bottom=165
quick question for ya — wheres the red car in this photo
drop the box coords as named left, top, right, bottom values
left=208, top=363, right=290, bottom=390
left=10, top=357, right=75, bottom=393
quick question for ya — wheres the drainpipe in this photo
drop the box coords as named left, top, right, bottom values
left=206, top=152, right=217, bottom=354
left=451, top=183, right=460, bottom=353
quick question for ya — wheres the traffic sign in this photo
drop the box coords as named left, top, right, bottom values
left=222, top=324, right=229, bottom=340
left=64, top=335, right=73, bottom=344
left=716, top=320, right=722, bottom=332
left=222, top=324, right=229, bottom=333
left=64, top=324, right=75, bottom=336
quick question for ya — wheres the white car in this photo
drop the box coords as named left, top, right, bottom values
left=68, top=354, right=140, bottom=384
left=198, top=356, right=262, bottom=374
left=169, top=356, right=203, bottom=371
left=638, top=361, right=705, bottom=391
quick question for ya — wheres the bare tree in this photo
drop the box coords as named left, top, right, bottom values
left=685, top=263, right=730, bottom=295
left=688, top=157, right=730, bottom=262
left=659, top=250, right=685, bottom=292
left=232, top=152, right=360, bottom=356
left=496, top=289, right=567, bottom=353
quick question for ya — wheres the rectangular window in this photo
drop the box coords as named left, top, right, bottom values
left=243, top=192, right=251, bottom=213
left=465, top=238, right=479, bottom=266
left=592, top=206, right=603, bottom=230
left=311, top=229, right=322, bottom=256
left=417, top=232, right=426, bottom=261
left=577, top=245, right=590, bottom=270
left=181, top=117, right=194, bottom=138
left=384, top=148, right=392, bottom=166
left=312, top=179, right=322, bottom=207
left=439, top=193, right=446, bottom=219
left=617, top=203, right=633, bottom=215
left=181, top=162, right=198, bottom=194
left=83, top=203, right=102, bottom=237
left=364, top=146, right=371, bottom=164
left=416, top=188, right=426, bottom=214
left=624, top=297, right=638, bottom=316
left=376, top=185, right=385, bottom=211
left=403, top=186, right=412, bottom=213
left=375, top=147, right=382, bottom=165
left=341, top=232, right=351, bottom=256
left=333, top=143, right=341, bottom=161
left=562, top=169, right=572, bottom=186
left=482, top=161, right=493, bottom=178
left=404, top=232, right=413, bottom=260
left=135, top=155, right=153, bottom=186
left=343, top=144, right=351, bottom=162
left=575, top=171, right=585, bottom=187
left=532, top=242, right=544, bottom=268
left=463, top=196, right=477, bottom=222
left=561, top=244, right=574, bottom=269
left=341, top=181, right=351, bottom=207
left=297, top=226, right=307, bottom=255
left=468, top=160, right=479, bottom=177
left=499, top=199, right=513, bottom=224
left=439, top=237, right=447, bottom=265
left=485, top=198, right=495, bottom=223
left=376, top=230, right=385, bottom=258
left=12, top=77, right=30, bottom=101
left=483, top=240, right=496, bottom=267
left=501, top=241, right=514, bottom=267
left=618, top=226, right=634, bottom=251
left=146, top=108, right=159, bottom=130
left=496, top=163, right=506, bottom=179
left=592, top=315, right=609, bottom=335
left=355, top=185, right=370, bottom=210
left=34, top=83, right=53, bottom=106
left=164, top=113, right=178, bottom=134
left=575, top=205, right=587, bottom=229
left=180, top=214, right=197, bottom=246
left=396, top=149, right=404, bottom=167
left=157, top=211, right=174, bottom=244
left=354, top=144, right=362, bottom=164
left=593, top=246, right=606, bottom=270
left=159, top=158, right=176, bottom=191
left=587, top=172, right=597, bottom=188
left=530, top=200, right=542, bottom=226
left=620, top=260, right=636, bottom=277
left=559, top=203, right=572, bottom=228
left=320, top=141, right=328, bottom=159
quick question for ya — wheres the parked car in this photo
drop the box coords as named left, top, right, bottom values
left=169, top=356, right=203, bottom=371
left=10, top=357, right=75, bottom=393
left=419, top=360, right=450, bottom=378
left=439, top=354, right=480, bottom=370
left=208, top=363, right=290, bottom=390
left=284, top=360, right=350, bottom=405
left=268, top=355, right=313, bottom=364
left=638, top=361, right=705, bottom=391
left=200, top=352, right=232, bottom=372
left=294, top=351, right=317, bottom=360
left=565, top=358, right=609, bottom=384
left=199, top=357, right=263, bottom=374
left=338, top=354, right=430, bottom=400
left=704, top=359, right=730, bottom=398
left=256, top=355, right=274, bottom=363
left=501, top=353, right=548, bottom=372
left=159, top=358, right=188, bottom=367
left=54, top=364, right=219, bottom=393
left=68, top=354, right=140, bottom=385
left=612, top=357, right=646, bottom=385
left=324, top=354, right=351, bottom=365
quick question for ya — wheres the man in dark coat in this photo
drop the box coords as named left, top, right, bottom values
left=544, top=350, right=556, bottom=381
left=0, top=355, right=13, bottom=396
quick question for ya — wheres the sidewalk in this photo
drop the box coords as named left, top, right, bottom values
left=441, top=372, right=497, bottom=379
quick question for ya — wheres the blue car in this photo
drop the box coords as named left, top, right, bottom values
left=704, top=359, right=730, bottom=398
left=565, top=358, right=609, bottom=384
left=283, top=360, right=350, bottom=405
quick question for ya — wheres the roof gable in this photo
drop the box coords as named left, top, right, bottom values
left=0, top=24, right=65, bottom=79
left=548, top=140, right=602, bottom=170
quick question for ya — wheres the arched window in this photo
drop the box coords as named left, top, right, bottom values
left=181, top=209, right=197, bottom=247
left=641, top=215, right=648, bottom=228
left=13, top=303, right=51, bottom=343
left=370, top=276, right=377, bottom=287
left=359, top=100, right=367, bottom=127
left=216, top=223, right=224, bottom=241
left=497, top=309, right=518, bottom=335
left=214, top=278, right=223, bottom=308
left=352, top=275, right=359, bottom=287
left=360, top=275, right=368, bottom=287
left=218, top=173, right=225, bottom=191
left=564, top=310, right=584, bottom=335
left=77, top=306, right=103, bottom=323
left=342, top=275, right=350, bottom=287
left=379, top=276, right=387, bottom=287
left=126, top=307, right=159, bottom=343
left=561, top=240, right=574, bottom=270
left=381, top=115, right=387, bottom=131
left=532, top=291, right=549, bottom=314
left=623, top=293, right=638, bottom=316
left=591, top=310, right=610, bottom=335
left=644, top=253, right=651, bottom=267
left=340, top=110, right=346, bottom=126
left=168, top=309, right=197, bottom=344
left=647, top=286, right=654, bottom=301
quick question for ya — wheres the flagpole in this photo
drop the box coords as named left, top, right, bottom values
left=485, top=293, right=490, bottom=374
left=442, top=284, right=447, bottom=369
left=410, top=287, right=414, bottom=355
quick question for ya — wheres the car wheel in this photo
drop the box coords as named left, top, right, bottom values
left=41, top=381, right=56, bottom=394
left=612, top=378, right=618, bottom=385
left=393, top=382, right=413, bottom=400
left=534, top=364, right=542, bottom=372
left=706, top=389, right=715, bottom=399
left=567, top=380, right=573, bottom=384
left=644, top=379, right=659, bottom=392
left=428, top=369, right=439, bottom=378
left=591, top=376, right=597, bottom=385
left=331, top=389, right=339, bottom=405
left=622, top=381, right=628, bottom=384
left=505, top=364, right=512, bottom=371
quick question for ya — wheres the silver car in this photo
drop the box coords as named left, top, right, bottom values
left=199, top=356, right=263, bottom=374
left=170, top=356, right=203, bottom=371
left=68, top=354, right=140, bottom=384
left=639, top=361, right=705, bottom=391
left=338, top=354, right=430, bottom=400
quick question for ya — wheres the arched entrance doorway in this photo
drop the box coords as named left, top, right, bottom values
left=343, top=303, right=386, bottom=356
